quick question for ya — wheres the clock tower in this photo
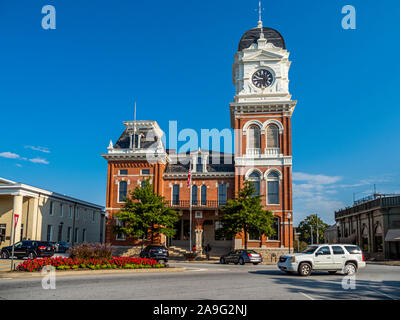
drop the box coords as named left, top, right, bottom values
left=230, top=16, right=297, bottom=251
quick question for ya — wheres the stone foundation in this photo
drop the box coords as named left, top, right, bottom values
left=111, top=246, right=142, bottom=257
left=252, top=248, right=289, bottom=264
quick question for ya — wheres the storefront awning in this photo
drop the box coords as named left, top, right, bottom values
left=385, top=229, right=400, bottom=242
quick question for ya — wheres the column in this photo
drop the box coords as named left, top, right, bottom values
left=26, top=197, right=39, bottom=240
left=11, top=195, right=23, bottom=245
left=195, top=228, right=203, bottom=254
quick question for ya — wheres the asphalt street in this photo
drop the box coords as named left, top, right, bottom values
left=0, top=262, right=399, bottom=300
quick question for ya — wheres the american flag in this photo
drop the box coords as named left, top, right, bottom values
left=187, top=169, right=191, bottom=188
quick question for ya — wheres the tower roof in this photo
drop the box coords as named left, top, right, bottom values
left=238, top=27, right=286, bottom=51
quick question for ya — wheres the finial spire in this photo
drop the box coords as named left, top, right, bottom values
left=257, top=1, right=263, bottom=28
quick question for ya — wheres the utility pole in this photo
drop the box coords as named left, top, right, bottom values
left=310, top=225, right=313, bottom=245
left=316, top=214, right=319, bottom=244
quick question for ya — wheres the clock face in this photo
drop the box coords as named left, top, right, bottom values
left=252, top=69, right=274, bottom=88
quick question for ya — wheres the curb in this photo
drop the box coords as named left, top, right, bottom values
left=0, top=267, right=187, bottom=279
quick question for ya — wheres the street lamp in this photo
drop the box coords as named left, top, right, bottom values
left=287, top=213, right=292, bottom=254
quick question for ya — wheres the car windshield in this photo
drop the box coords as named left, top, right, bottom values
left=302, top=246, right=318, bottom=254
left=245, top=250, right=257, bottom=254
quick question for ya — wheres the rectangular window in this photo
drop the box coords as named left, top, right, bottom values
left=60, top=204, right=63, bottom=217
left=249, top=230, right=261, bottom=241
left=20, top=224, right=24, bottom=241
left=58, top=224, right=63, bottom=242
left=69, top=206, right=73, bottom=218
left=119, top=169, right=128, bottom=175
left=119, top=181, right=128, bottom=203
left=267, top=181, right=280, bottom=204
left=92, top=211, right=95, bottom=222
left=76, top=209, right=79, bottom=220
left=0, top=224, right=6, bottom=243
left=172, top=185, right=180, bottom=205
left=218, top=184, right=227, bottom=205
left=115, top=219, right=126, bottom=240
left=196, top=157, right=203, bottom=173
left=67, top=227, right=72, bottom=243
left=192, top=185, right=198, bottom=205
left=269, top=218, right=280, bottom=240
left=47, top=225, right=53, bottom=242
left=201, top=185, right=207, bottom=205
left=215, top=221, right=230, bottom=240
left=74, top=228, right=79, bottom=243
left=141, top=169, right=150, bottom=175
left=82, top=229, right=86, bottom=242
left=49, top=202, right=54, bottom=216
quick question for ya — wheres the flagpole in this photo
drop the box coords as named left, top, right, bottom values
left=189, top=181, right=192, bottom=252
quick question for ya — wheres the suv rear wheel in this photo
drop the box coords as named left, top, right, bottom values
left=239, top=258, right=245, bottom=265
left=27, top=252, right=36, bottom=260
left=344, top=262, right=357, bottom=275
left=298, top=262, right=312, bottom=276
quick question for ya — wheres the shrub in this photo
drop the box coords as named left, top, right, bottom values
left=68, top=243, right=113, bottom=260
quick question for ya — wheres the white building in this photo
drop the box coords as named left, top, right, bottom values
left=0, top=177, right=105, bottom=248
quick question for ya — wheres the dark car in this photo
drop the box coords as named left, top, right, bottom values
left=220, top=249, right=262, bottom=265
left=139, top=245, right=169, bottom=262
left=52, top=241, right=69, bottom=253
left=0, top=240, right=55, bottom=260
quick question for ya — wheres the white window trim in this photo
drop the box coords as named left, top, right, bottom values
left=115, top=218, right=126, bottom=240
left=118, top=181, right=128, bottom=203
left=49, top=201, right=54, bottom=216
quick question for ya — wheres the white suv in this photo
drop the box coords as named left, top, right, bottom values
left=277, top=244, right=366, bottom=276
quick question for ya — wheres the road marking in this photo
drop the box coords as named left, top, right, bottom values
left=300, top=292, right=316, bottom=300
left=186, top=268, right=208, bottom=272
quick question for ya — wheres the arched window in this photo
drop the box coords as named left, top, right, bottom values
left=375, top=223, right=383, bottom=253
left=192, top=185, right=198, bottom=205
left=248, top=171, right=261, bottom=196
left=266, top=172, right=280, bottom=204
left=266, top=124, right=279, bottom=148
left=118, top=181, right=127, bottom=203
left=248, top=125, right=261, bottom=149
left=361, top=226, right=369, bottom=252
left=218, top=184, right=227, bottom=205
left=269, top=217, right=280, bottom=240
left=201, top=185, right=207, bottom=205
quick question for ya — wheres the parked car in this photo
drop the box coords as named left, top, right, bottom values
left=52, top=241, right=69, bottom=253
left=277, top=244, right=366, bottom=276
left=220, top=249, right=262, bottom=265
left=139, top=245, right=169, bottom=262
left=0, top=240, right=55, bottom=260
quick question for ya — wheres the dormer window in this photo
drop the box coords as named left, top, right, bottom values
left=196, top=157, right=203, bottom=173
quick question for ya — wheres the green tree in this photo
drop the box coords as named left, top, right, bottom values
left=218, top=180, right=275, bottom=249
left=113, top=179, right=179, bottom=245
left=297, top=214, right=330, bottom=245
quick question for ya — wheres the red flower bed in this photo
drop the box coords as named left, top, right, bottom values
left=16, top=256, right=160, bottom=272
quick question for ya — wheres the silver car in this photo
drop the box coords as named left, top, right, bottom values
left=220, top=249, right=262, bottom=265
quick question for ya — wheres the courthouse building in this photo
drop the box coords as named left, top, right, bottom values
left=102, top=18, right=297, bottom=257
left=0, top=177, right=105, bottom=249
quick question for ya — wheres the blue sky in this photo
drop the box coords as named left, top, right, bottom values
left=1, top=0, right=399, bottom=225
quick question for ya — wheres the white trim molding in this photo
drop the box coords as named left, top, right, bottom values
left=262, top=119, right=284, bottom=134
left=264, top=168, right=283, bottom=180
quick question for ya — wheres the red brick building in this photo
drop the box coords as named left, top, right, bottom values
left=102, top=19, right=297, bottom=258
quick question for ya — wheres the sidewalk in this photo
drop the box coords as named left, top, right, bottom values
left=367, top=260, right=400, bottom=266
